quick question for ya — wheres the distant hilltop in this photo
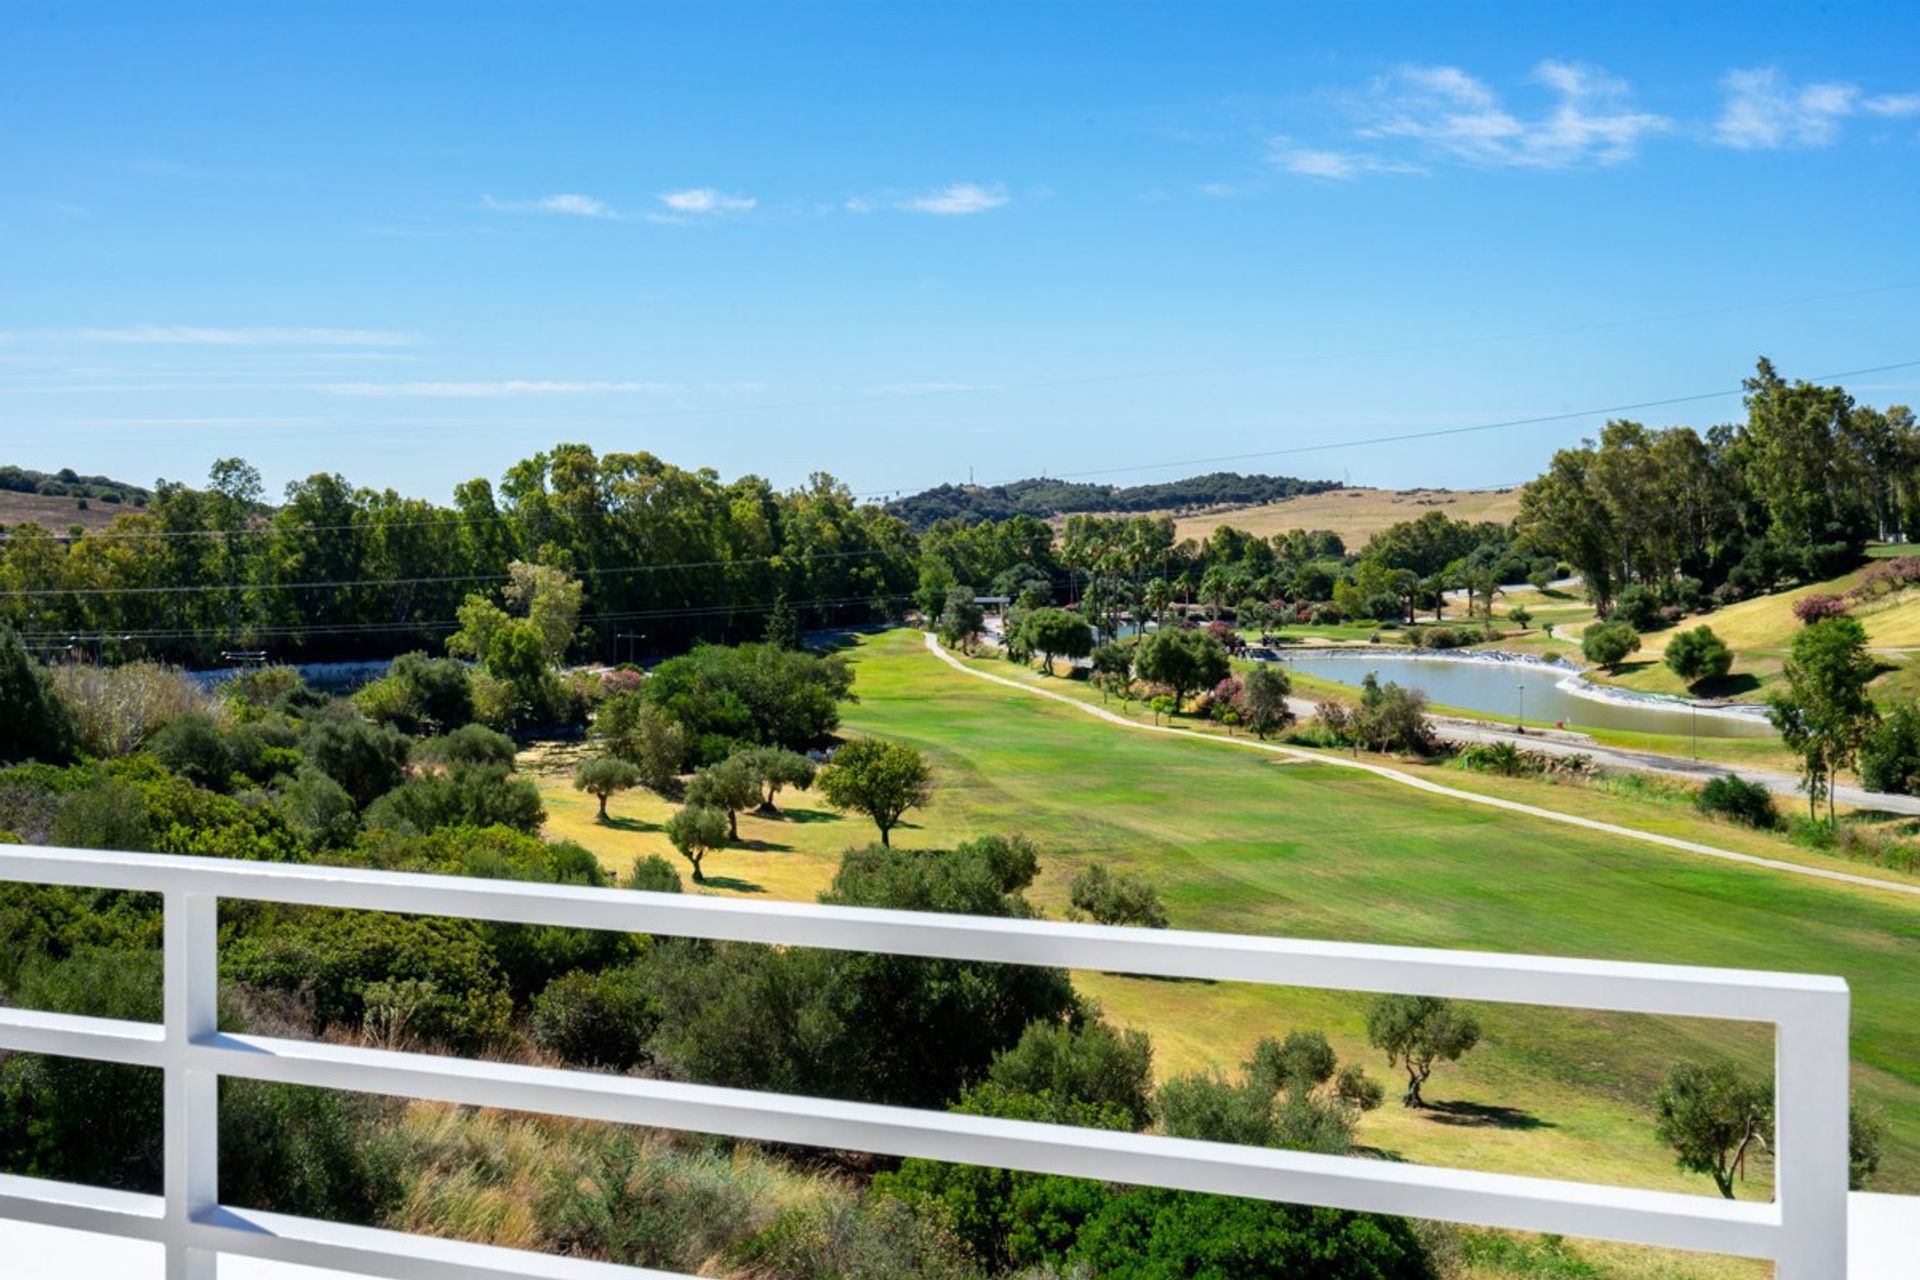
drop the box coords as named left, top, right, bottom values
left=883, top=471, right=1339, bottom=530
left=0, top=465, right=154, bottom=532
left=0, top=465, right=151, bottom=506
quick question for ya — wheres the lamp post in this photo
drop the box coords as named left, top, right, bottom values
left=1691, top=703, right=1698, bottom=762
left=1516, top=683, right=1525, bottom=735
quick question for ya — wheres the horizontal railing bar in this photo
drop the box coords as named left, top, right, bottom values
left=0, top=1171, right=164, bottom=1243
left=196, top=1032, right=1785, bottom=1260
left=191, top=1204, right=685, bottom=1280
left=0, top=845, right=1845, bottom=1020
left=0, top=1006, right=167, bottom=1068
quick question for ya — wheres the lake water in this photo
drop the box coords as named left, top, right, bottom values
left=1269, top=650, right=1776, bottom=739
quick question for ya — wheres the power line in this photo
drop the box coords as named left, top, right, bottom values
left=0, top=546, right=898, bottom=599
left=19, top=592, right=913, bottom=646
left=971, top=358, right=1920, bottom=486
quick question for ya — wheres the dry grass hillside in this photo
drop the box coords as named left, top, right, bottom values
left=0, top=490, right=139, bottom=532
left=1170, top=485, right=1524, bottom=545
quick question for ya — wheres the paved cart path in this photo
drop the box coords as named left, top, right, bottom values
left=921, top=632, right=1920, bottom=902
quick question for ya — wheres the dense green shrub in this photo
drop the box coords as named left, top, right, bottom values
left=530, top=966, right=658, bottom=1071
left=1665, top=626, right=1734, bottom=685
left=643, top=642, right=853, bottom=762
left=224, top=909, right=514, bottom=1051
left=147, top=710, right=236, bottom=789
left=276, top=766, right=360, bottom=848
left=1068, top=1189, right=1434, bottom=1280
left=644, top=841, right=1075, bottom=1109
left=300, top=710, right=410, bottom=808
left=364, top=764, right=543, bottom=835
left=1861, top=703, right=1920, bottom=795
left=0, top=625, right=75, bottom=766
left=417, top=724, right=516, bottom=768
left=50, top=779, right=153, bottom=851
left=627, top=854, right=683, bottom=893
left=0, top=948, right=164, bottom=1189
left=985, top=1019, right=1155, bottom=1130
left=1067, top=864, right=1169, bottom=929
left=220, top=1081, right=396, bottom=1223
left=1581, top=619, right=1641, bottom=672
left=1695, top=774, right=1780, bottom=829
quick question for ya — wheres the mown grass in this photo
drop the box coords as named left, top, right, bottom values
left=533, top=630, right=1920, bottom=1231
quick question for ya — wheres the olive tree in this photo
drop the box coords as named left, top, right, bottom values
left=573, top=755, right=643, bottom=822
left=818, top=737, right=933, bottom=846
left=664, top=804, right=731, bottom=883
left=591, top=693, right=688, bottom=794
left=1241, top=663, right=1295, bottom=739
left=741, top=745, right=816, bottom=813
left=685, top=753, right=761, bottom=840
left=1364, top=994, right=1481, bottom=1108
left=1652, top=1060, right=1772, bottom=1199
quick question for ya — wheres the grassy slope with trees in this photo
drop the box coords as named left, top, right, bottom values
left=536, top=629, right=1920, bottom=1208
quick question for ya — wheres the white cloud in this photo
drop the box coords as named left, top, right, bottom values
left=895, top=183, right=1011, bottom=215
left=24, top=326, right=421, bottom=347
left=1863, top=92, right=1920, bottom=118
left=324, top=380, right=679, bottom=398
left=658, top=188, right=756, bottom=214
left=844, top=196, right=875, bottom=213
left=482, top=193, right=618, bottom=218
left=1270, top=144, right=1425, bottom=180
left=1356, top=60, right=1670, bottom=169
left=1198, top=182, right=1237, bottom=198
left=1714, top=69, right=1862, bottom=149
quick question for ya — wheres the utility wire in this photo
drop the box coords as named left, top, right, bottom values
left=0, top=546, right=898, bottom=599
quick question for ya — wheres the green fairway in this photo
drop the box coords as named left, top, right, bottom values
left=536, top=629, right=1920, bottom=1224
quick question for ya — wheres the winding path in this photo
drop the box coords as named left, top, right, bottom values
left=920, top=632, right=1920, bottom=901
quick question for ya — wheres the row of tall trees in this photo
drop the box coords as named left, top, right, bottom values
left=0, top=448, right=917, bottom=664
left=1519, top=360, right=1920, bottom=614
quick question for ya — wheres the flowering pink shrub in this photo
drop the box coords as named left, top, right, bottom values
left=598, top=667, right=646, bottom=697
left=1792, top=593, right=1849, bottom=624
left=1208, top=676, right=1245, bottom=721
left=1850, top=556, right=1920, bottom=600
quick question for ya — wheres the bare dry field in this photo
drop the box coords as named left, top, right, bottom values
left=0, top=490, right=139, bottom=532
left=1169, top=485, right=1524, bottom=544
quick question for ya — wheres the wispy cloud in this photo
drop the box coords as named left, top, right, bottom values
left=1270, top=144, right=1425, bottom=180
left=658, top=188, right=756, bottom=214
left=843, top=196, right=875, bottom=214
left=1714, top=69, right=1920, bottom=148
left=1357, top=61, right=1670, bottom=170
left=895, top=183, right=1011, bottom=215
left=1864, top=93, right=1920, bottom=118
left=482, top=193, right=618, bottom=218
left=2, top=326, right=422, bottom=347
left=323, top=380, right=678, bottom=398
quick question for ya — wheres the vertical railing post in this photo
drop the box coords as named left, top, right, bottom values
left=163, top=891, right=219, bottom=1280
left=1772, top=987, right=1851, bottom=1279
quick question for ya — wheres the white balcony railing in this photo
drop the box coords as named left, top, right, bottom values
left=0, top=843, right=1853, bottom=1279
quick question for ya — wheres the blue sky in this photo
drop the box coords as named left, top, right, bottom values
left=3, top=1, right=1918, bottom=504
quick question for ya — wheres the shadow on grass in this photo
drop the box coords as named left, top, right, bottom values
left=698, top=875, right=767, bottom=894
left=603, top=816, right=662, bottom=834
left=733, top=838, right=792, bottom=853
left=1691, top=672, right=1763, bottom=698
left=771, top=807, right=843, bottom=825
left=1419, top=1099, right=1553, bottom=1131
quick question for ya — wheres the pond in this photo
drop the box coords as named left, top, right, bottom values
left=1267, top=650, right=1777, bottom=739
